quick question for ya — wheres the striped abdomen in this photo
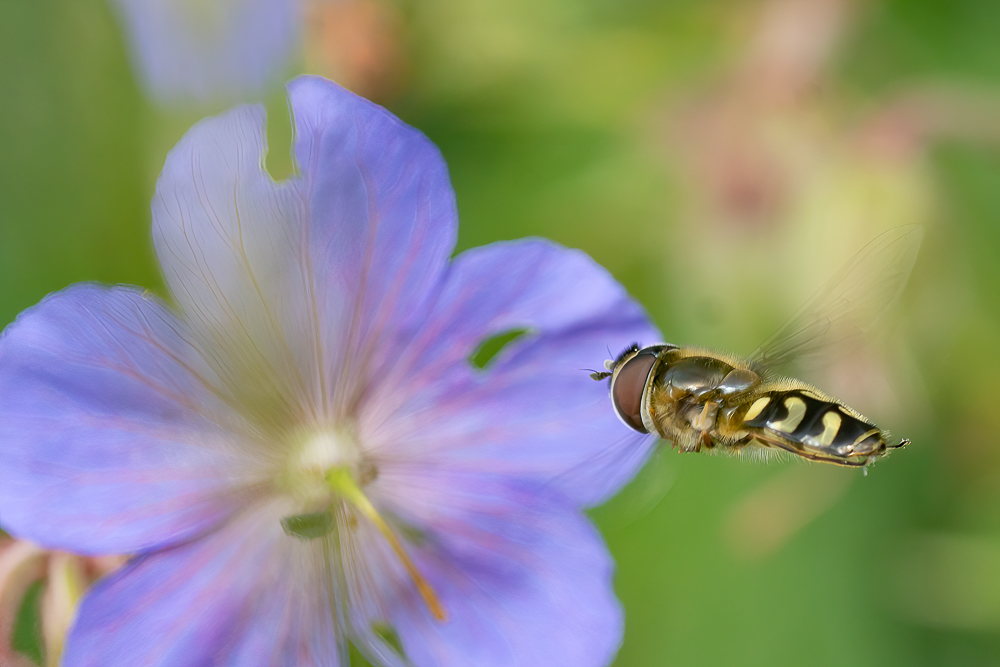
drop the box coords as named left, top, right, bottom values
left=740, top=388, right=887, bottom=465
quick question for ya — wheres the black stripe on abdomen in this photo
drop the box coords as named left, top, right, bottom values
left=743, top=390, right=878, bottom=455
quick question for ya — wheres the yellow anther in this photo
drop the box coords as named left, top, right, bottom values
left=325, top=467, right=447, bottom=622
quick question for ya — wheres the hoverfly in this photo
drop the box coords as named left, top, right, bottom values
left=593, top=225, right=923, bottom=469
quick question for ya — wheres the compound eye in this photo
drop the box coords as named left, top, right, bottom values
left=611, top=352, right=657, bottom=433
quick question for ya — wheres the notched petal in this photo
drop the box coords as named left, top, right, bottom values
left=287, top=77, right=459, bottom=414
left=153, top=78, right=463, bottom=426
left=153, top=103, right=326, bottom=430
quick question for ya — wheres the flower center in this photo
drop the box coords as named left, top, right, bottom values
left=283, top=426, right=374, bottom=501
left=281, top=428, right=447, bottom=623
left=295, top=429, right=354, bottom=472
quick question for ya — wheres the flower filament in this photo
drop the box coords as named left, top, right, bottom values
left=325, top=467, right=447, bottom=622
left=282, top=464, right=447, bottom=622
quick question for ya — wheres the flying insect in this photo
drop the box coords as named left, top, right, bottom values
left=593, top=225, right=923, bottom=469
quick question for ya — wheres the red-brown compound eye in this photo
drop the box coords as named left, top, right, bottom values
left=611, top=351, right=657, bottom=433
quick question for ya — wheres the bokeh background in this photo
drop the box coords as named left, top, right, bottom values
left=3, top=0, right=1000, bottom=664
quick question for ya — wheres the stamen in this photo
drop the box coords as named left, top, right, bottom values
left=325, top=467, right=447, bottom=622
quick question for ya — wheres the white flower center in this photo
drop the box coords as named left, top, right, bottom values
left=282, top=426, right=363, bottom=509
left=295, top=429, right=354, bottom=473
left=278, top=428, right=447, bottom=621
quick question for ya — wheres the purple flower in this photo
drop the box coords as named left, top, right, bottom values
left=111, top=0, right=300, bottom=104
left=0, top=76, right=658, bottom=666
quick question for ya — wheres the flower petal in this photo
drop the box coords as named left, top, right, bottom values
left=288, top=76, right=459, bottom=417
left=152, top=102, right=324, bottom=432
left=371, top=478, right=623, bottom=667
left=65, top=502, right=342, bottom=667
left=153, top=79, right=459, bottom=428
left=363, top=239, right=660, bottom=507
left=111, top=0, right=299, bottom=104
left=0, top=285, right=255, bottom=554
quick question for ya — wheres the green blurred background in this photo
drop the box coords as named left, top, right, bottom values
left=4, top=0, right=1000, bottom=664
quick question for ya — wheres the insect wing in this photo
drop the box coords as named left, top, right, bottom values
left=746, top=432, right=865, bottom=467
left=591, top=446, right=675, bottom=532
left=749, top=225, right=923, bottom=373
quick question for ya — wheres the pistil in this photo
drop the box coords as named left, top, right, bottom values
left=325, top=467, right=447, bottom=622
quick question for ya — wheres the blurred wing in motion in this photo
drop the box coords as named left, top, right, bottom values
left=592, top=448, right=675, bottom=532
left=749, top=224, right=923, bottom=373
